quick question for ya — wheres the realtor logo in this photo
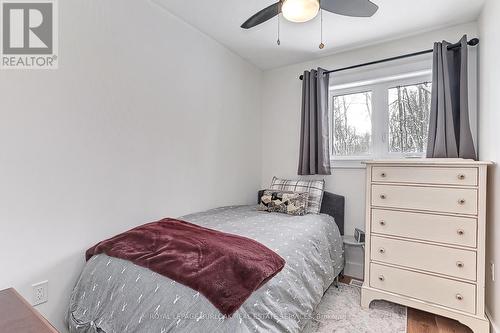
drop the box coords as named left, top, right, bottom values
left=1, top=0, right=58, bottom=69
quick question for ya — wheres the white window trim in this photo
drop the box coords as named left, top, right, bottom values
left=329, top=73, right=433, bottom=169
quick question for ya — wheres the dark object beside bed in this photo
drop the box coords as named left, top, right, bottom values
left=258, top=190, right=345, bottom=235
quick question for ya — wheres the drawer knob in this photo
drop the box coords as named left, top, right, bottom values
left=457, top=229, right=465, bottom=236
left=456, top=294, right=463, bottom=301
left=379, top=220, right=386, bottom=226
left=380, top=172, right=387, bottom=178
left=380, top=194, right=387, bottom=200
left=458, top=199, right=466, bottom=205
left=378, top=248, right=386, bottom=254
left=456, top=261, right=464, bottom=268
left=458, top=174, right=466, bottom=180
left=378, top=275, right=385, bottom=281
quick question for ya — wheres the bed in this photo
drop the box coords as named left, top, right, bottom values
left=67, top=192, right=345, bottom=333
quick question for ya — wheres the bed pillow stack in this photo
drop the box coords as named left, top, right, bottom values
left=269, top=177, right=325, bottom=214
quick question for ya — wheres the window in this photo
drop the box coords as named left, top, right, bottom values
left=329, top=72, right=433, bottom=166
left=388, top=83, right=432, bottom=155
left=332, top=91, right=372, bottom=157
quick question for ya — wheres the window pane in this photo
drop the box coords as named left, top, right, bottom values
left=332, top=91, right=372, bottom=157
left=388, top=82, right=432, bottom=154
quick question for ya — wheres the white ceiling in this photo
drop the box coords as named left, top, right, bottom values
left=153, top=0, right=485, bottom=70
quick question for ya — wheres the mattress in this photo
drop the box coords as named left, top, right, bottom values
left=67, top=205, right=344, bottom=333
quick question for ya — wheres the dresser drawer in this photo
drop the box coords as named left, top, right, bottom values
left=372, top=166, right=478, bottom=186
left=372, top=185, right=478, bottom=215
left=371, top=209, right=477, bottom=247
left=371, top=236, right=477, bottom=280
left=370, top=263, right=476, bottom=314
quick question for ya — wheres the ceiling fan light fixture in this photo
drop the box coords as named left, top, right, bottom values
left=281, top=0, right=320, bottom=23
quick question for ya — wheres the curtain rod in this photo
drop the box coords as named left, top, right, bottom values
left=299, top=37, right=479, bottom=80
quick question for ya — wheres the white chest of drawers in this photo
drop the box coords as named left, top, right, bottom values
left=361, top=159, right=491, bottom=333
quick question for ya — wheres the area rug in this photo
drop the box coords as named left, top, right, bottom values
left=303, top=283, right=407, bottom=333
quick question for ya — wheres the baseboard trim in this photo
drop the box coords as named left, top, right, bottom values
left=486, top=309, right=499, bottom=333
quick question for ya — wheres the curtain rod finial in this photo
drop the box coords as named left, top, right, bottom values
left=469, top=38, right=479, bottom=46
left=299, top=74, right=304, bottom=80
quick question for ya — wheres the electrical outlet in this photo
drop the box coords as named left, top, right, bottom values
left=32, top=281, right=48, bottom=306
left=491, top=262, right=495, bottom=282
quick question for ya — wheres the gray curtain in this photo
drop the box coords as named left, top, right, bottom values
left=426, top=35, right=477, bottom=160
left=298, top=68, right=331, bottom=175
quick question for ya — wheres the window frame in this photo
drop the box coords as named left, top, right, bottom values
left=329, top=73, right=433, bottom=168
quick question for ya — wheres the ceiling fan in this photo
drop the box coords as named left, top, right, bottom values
left=241, top=0, right=378, bottom=29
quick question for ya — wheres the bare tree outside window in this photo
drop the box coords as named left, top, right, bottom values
left=388, top=82, right=432, bottom=154
left=332, top=91, right=372, bottom=157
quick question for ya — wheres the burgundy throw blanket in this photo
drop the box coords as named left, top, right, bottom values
left=86, top=218, right=285, bottom=316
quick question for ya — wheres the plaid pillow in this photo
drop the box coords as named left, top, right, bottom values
left=270, top=177, right=325, bottom=214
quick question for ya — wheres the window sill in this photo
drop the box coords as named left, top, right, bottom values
left=330, top=154, right=426, bottom=169
left=330, top=159, right=370, bottom=169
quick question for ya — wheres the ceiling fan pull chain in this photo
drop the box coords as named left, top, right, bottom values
left=319, top=3, right=325, bottom=49
left=277, top=13, right=281, bottom=46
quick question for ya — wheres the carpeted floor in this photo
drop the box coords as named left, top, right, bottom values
left=303, top=283, right=407, bottom=333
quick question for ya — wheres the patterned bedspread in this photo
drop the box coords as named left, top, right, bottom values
left=67, top=205, right=344, bottom=333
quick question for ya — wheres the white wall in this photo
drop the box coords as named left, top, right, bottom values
left=261, top=22, right=479, bottom=279
left=0, top=0, right=262, bottom=331
left=479, top=0, right=500, bottom=331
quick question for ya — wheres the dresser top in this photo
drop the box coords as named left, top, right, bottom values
left=363, top=159, right=492, bottom=166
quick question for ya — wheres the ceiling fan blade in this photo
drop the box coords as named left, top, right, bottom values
left=241, top=2, right=281, bottom=29
left=321, top=0, right=378, bottom=17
